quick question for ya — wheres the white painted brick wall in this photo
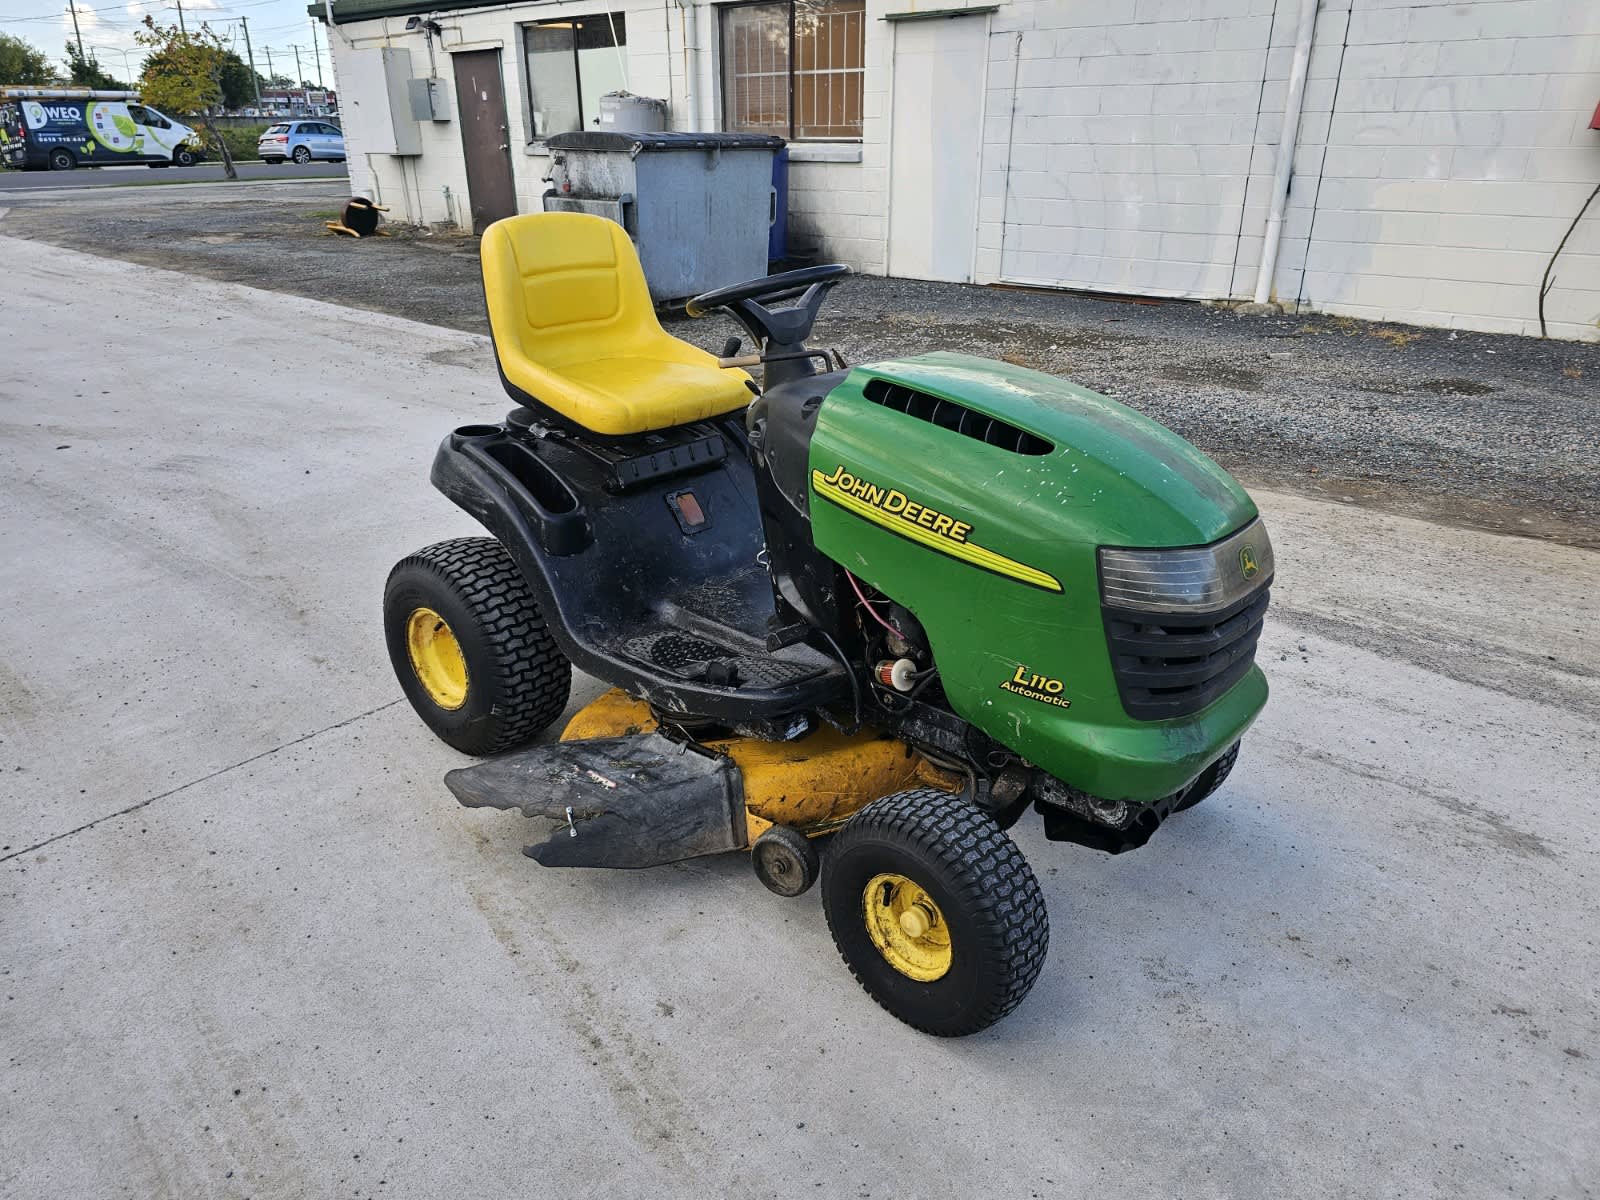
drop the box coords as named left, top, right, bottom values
left=1291, top=0, right=1600, bottom=339
left=328, top=0, right=1600, bottom=339
left=965, top=0, right=1598, bottom=338
left=974, top=0, right=1315, bottom=299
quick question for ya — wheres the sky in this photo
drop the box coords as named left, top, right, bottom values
left=4, top=0, right=335, bottom=87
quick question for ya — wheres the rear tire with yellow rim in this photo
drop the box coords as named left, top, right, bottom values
left=821, top=788, right=1049, bottom=1036
left=384, top=537, right=571, bottom=755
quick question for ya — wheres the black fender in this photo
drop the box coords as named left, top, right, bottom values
left=428, top=423, right=846, bottom=722
left=431, top=424, right=591, bottom=558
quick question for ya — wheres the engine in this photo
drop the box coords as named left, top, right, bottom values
left=750, top=352, right=1273, bottom=808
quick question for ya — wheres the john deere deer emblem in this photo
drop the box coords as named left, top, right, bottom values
left=1239, top=544, right=1261, bottom=580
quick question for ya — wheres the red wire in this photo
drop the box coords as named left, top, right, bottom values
left=845, top=570, right=905, bottom=640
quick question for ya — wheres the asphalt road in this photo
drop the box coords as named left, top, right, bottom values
left=2, top=236, right=1596, bottom=1198
left=0, top=160, right=347, bottom=191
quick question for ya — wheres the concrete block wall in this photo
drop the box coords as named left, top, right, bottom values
left=1225, top=0, right=1353, bottom=299
left=327, top=0, right=887, bottom=269
left=780, top=11, right=891, bottom=275
left=977, top=0, right=1298, bottom=299
left=329, top=0, right=709, bottom=228
left=327, top=0, right=1600, bottom=340
left=1293, top=0, right=1600, bottom=339
left=968, top=0, right=1599, bottom=338
left=981, top=0, right=1599, bottom=338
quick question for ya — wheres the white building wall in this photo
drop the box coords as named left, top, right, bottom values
left=325, top=0, right=1600, bottom=340
left=324, top=0, right=880, bottom=258
left=976, top=0, right=1303, bottom=300
left=1291, top=0, right=1600, bottom=339
left=968, top=0, right=1599, bottom=339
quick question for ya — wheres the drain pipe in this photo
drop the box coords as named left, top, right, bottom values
left=1252, top=0, right=1321, bottom=306
left=675, top=0, right=698, bottom=132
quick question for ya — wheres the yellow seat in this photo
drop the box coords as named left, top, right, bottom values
left=480, top=212, right=754, bottom=436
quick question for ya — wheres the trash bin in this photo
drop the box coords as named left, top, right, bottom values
left=543, top=130, right=785, bottom=304
left=769, top=146, right=790, bottom=266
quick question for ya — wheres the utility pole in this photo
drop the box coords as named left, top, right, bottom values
left=66, top=2, right=85, bottom=61
left=292, top=43, right=304, bottom=90
left=241, top=16, right=261, bottom=105
left=175, top=0, right=186, bottom=35
left=309, top=20, right=323, bottom=89
left=264, top=45, right=274, bottom=80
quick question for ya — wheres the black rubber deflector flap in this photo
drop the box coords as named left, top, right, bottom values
left=444, top=733, right=745, bottom=869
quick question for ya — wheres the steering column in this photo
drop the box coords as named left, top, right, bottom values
left=687, top=264, right=851, bottom=390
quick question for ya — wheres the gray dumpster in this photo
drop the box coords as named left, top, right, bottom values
left=543, top=130, right=784, bottom=304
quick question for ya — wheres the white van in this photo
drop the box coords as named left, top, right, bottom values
left=0, top=88, right=204, bottom=171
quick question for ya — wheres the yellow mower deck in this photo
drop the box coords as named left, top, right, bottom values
left=560, top=688, right=960, bottom=845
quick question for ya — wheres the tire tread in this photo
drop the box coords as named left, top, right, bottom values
left=388, top=537, right=570, bottom=755
left=824, top=788, right=1049, bottom=1036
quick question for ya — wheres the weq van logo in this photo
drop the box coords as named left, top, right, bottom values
left=23, top=102, right=84, bottom=128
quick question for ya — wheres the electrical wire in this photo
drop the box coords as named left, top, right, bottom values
left=815, top=628, right=861, bottom=734
left=1539, top=180, right=1600, bottom=339
left=844, top=569, right=905, bottom=640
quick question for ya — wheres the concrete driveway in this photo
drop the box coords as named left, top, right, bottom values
left=1, top=237, right=1596, bottom=1199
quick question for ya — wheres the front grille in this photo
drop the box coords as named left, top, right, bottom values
left=1103, top=585, right=1270, bottom=721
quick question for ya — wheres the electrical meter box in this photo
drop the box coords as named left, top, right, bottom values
left=408, top=77, right=451, bottom=122
left=342, top=46, right=422, bottom=155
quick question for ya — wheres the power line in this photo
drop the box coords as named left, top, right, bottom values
left=10, top=0, right=292, bottom=20
left=9, top=1, right=119, bottom=19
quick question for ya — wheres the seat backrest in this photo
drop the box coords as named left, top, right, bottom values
left=481, top=212, right=670, bottom=372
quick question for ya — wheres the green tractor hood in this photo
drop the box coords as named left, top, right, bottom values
left=808, top=351, right=1269, bottom=803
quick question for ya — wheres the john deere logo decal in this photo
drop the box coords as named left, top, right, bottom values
left=811, top=464, right=1062, bottom=593
left=1239, top=544, right=1261, bottom=580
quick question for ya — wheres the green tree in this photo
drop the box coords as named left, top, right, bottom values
left=134, top=17, right=237, bottom=179
left=0, top=33, right=55, bottom=85
left=216, top=51, right=256, bottom=110
left=65, top=42, right=126, bottom=90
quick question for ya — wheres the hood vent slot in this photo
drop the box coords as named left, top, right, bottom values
left=862, top=378, right=1053, bottom=456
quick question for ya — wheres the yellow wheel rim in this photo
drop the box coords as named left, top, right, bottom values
left=405, top=607, right=468, bottom=710
left=862, top=873, right=952, bottom=982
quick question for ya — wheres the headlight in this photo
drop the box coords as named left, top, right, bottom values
left=1098, top=519, right=1273, bottom=614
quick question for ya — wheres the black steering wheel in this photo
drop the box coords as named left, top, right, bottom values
left=685, top=264, right=850, bottom=317
left=686, top=264, right=851, bottom=348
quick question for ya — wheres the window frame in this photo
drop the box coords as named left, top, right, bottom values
left=718, top=0, right=865, bottom=144
left=519, top=11, right=629, bottom=145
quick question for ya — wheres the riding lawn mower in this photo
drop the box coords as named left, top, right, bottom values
left=383, top=212, right=1273, bottom=1036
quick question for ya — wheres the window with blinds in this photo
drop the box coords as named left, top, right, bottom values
left=720, top=0, right=864, bottom=142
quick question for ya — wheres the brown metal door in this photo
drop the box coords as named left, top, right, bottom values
left=453, top=50, right=516, bottom=233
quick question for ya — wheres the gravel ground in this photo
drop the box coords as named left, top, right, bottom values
left=5, top=179, right=1596, bottom=545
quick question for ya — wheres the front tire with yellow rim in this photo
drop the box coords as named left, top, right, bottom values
left=383, top=538, right=571, bottom=756
left=822, top=788, right=1049, bottom=1036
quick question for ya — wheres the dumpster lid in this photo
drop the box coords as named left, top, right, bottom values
left=545, top=131, right=786, bottom=153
